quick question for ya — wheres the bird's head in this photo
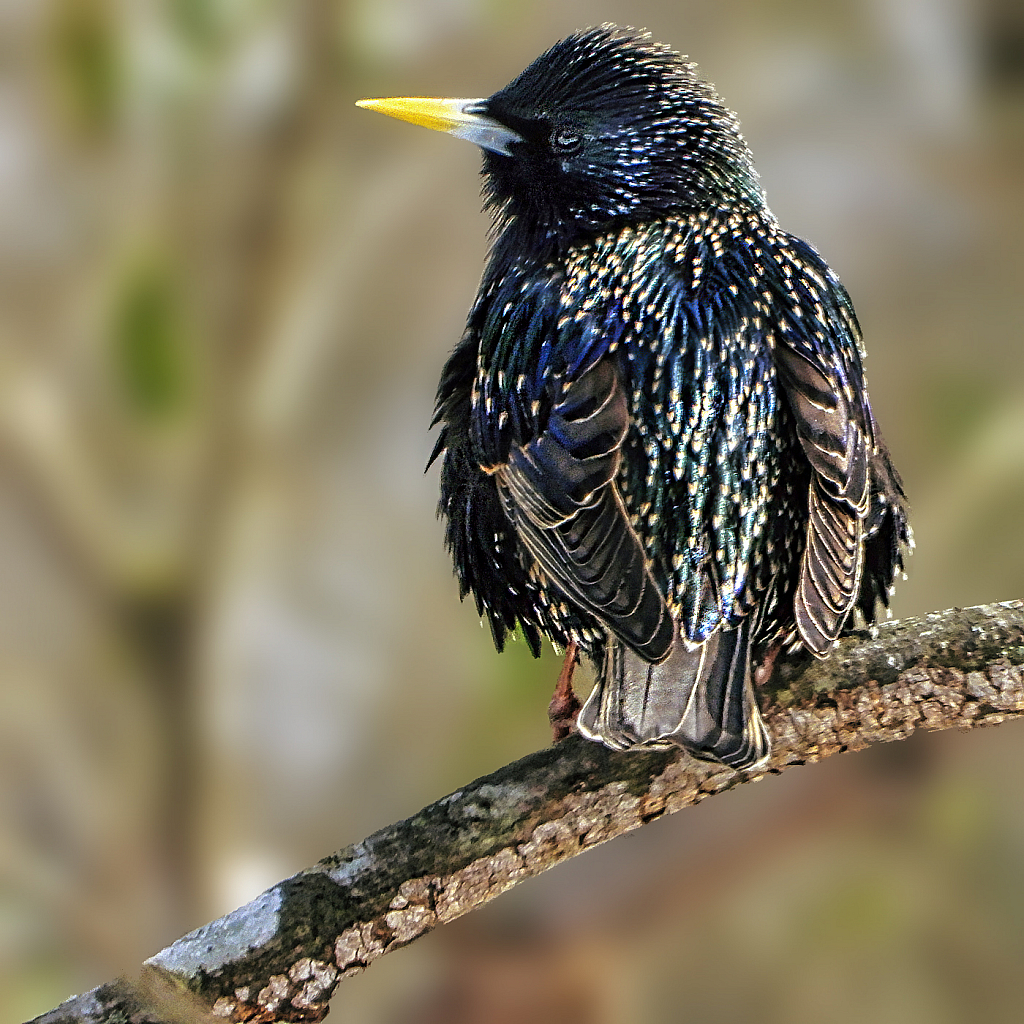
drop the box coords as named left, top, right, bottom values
left=358, top=25, right=764, bottom=243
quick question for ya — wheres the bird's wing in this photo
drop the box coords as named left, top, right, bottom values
left=496, top=357, right=675, bottom=662
left=857, top=427, right=912, bottom=624
left=774, top=292, right=871, bottom=655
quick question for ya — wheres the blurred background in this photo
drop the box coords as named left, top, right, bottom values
left=2, top=0, right=1022, bottom=1021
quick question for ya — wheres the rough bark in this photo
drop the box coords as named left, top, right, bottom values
left=31, top=601, right=1024, bottom=1024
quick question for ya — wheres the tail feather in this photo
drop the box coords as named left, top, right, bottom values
left=578, top=619, right=770, bottom=770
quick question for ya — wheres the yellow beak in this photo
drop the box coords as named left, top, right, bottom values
left=356, top=96, right=521, bottom=156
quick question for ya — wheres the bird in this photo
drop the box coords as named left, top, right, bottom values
left=357, top=25, right=911, bottom=771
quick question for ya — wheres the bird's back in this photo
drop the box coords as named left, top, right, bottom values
left=433, top=204, right=908, bottom=768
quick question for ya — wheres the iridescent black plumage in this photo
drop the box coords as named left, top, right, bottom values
left=424, top=26, right=911, bottom=769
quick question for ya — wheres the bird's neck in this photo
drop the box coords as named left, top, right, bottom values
left=487, top=194, right=769, bottom=273
left=487, top=209, right=586, bottom=267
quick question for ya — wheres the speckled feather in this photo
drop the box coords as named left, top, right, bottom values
left=428, top=26, right=911, bottom=768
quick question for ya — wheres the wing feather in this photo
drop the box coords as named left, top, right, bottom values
left=497, top=358, right=674, bottom=661
left=777, top=327, right=870, bottom=654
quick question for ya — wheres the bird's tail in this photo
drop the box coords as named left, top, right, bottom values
left=577, top=618, right=770, bottom=771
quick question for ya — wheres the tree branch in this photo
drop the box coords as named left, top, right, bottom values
left=32, top=601, right=1024, bottom=1024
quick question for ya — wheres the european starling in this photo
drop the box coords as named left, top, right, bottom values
left=358, top=25, right=910, bottom=770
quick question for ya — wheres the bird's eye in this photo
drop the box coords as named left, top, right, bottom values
left=552, top=129, right=582, bottom=155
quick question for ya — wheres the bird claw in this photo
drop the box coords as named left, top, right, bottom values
left=753, top=637, right=785, bottom=687
left=548, top=640, right=581, bottom=742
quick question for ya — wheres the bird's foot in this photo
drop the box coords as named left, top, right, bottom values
left=548, top=640, right=581, bottom=742
left=754, top=637, right=785, bottom=687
